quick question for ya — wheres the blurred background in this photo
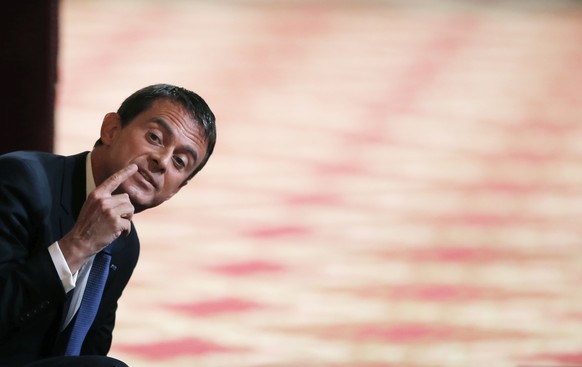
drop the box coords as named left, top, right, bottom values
left=6, top=0, right=582, bottom=366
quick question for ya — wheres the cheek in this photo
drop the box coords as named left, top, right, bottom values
left=114, top=133, right=145, bottom=151
left=113, top=141, right=150, bottom=165
left=162, top=176, right=186, bottom=195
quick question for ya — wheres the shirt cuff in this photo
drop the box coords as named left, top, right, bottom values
left=48, top=241, right=77, bottom=292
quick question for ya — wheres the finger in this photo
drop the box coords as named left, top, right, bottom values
left=114, top=201, right=134, bottom=235
left=109, top=199, right=134, bottom=220
left=120, top=218, right=132, bottom=236
left=98, top=164, right=138, bottom=195
left=118, top=204, right=134, bottom=219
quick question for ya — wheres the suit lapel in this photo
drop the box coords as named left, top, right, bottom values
left=58, top=152, right=89, bottom=238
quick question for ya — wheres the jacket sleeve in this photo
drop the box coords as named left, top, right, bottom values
left=0, top=156, right=67, bottom=341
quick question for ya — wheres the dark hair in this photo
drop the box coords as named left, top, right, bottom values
left=96, top=84, right=216, bottom=179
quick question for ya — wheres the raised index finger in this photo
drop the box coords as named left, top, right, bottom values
left=97, top=164, right=138, bottom=195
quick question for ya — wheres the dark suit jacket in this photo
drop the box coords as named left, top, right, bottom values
left=0, top=151, right=140, bottom=366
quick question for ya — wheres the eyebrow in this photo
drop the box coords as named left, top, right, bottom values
left=151, top=117, right=199, bottom=165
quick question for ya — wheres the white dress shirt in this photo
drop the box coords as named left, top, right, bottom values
left=48, top=153, right=97, bottom=329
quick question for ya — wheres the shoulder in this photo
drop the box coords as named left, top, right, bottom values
left=0, top=151, right=63, bottom=172
left=0, top=152, right=63, bottom=205
left=0, top=152, right=67, bottom=189
left=0, top=151, right=88, bottom=180
left=0, top=152, right=91, bottom=199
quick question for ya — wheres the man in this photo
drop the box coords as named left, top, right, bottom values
left=0, top=84, right=217, bottom=366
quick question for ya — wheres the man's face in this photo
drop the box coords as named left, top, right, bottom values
left=99, top=98, right=208, bottom=212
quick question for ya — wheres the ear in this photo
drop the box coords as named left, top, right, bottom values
left=100, top=113, right=122, bottom=145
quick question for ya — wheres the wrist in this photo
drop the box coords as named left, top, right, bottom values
left=58, top=234, right=92, bottom=274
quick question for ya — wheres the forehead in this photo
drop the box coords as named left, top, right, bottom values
left=140, top=99, right=204, bottom=136
left=142, top=99, right=192, bottom=124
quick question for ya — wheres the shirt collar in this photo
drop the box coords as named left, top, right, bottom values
left=85, top=152, right=96, bottom=198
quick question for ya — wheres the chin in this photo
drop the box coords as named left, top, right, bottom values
left=128, top=196, right=150, bottom=213
left=130, top=195, right=163, bottom=213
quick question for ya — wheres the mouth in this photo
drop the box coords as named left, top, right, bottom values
left=137, top=168, right=158, bottom=191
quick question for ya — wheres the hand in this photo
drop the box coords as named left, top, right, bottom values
left=59, top=164, right=138, bottom=273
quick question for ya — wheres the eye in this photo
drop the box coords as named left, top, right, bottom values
left=173, top=156, right=187, bottom=169
left=147, top=132, right=162, bottom=144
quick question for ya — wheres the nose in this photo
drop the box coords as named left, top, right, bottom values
left=151, top=150, right=171, bottom=173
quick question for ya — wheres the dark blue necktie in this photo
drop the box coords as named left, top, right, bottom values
left=64, top=243, right=114, bottom=356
